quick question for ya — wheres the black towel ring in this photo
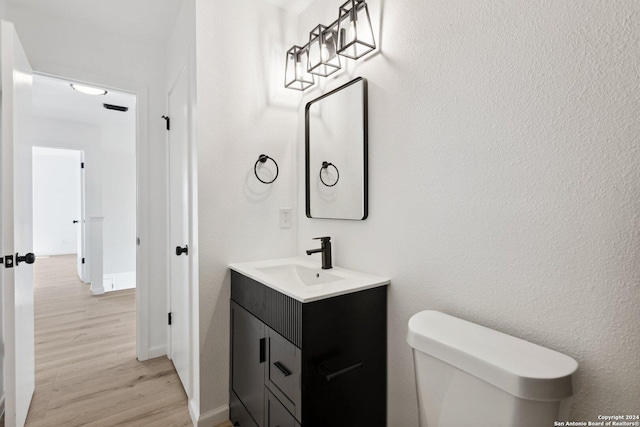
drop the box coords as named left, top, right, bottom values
left=254, top=154, right=279, bottom=184
left=319, top=161, right=340, bottom=187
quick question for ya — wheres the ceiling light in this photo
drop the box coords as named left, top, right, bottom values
left=70, top=83, right=107, bottom=96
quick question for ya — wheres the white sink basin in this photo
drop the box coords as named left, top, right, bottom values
left=257, top=264, right=342, bottom=286
left=229, top=257, right=389, bottom=302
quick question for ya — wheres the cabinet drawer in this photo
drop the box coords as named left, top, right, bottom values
left=266, top=389, right=300, bottom=427
left=266, top=328, right=301, bottom=421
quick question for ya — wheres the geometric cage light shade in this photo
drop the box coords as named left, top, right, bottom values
left=336, top=0, right=376, bottom=60
left=285, top=45, right=315, bottom=91
left=308, top=24, right=341, bottom=77
left=284, top=0, right=376, bottom=91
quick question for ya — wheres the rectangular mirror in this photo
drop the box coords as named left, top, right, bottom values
left=305, top=77, right=368, bottom=220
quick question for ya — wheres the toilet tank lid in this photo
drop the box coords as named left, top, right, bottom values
left=407, top=310, right=578, bottom=401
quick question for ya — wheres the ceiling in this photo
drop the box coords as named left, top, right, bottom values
left=261, top=0, right=315, bottom=14
left=32, top=74, right=136, bottom=126
left=7, top=0, right=185, bottom=45
left=24, top=0, right=313, bottom=129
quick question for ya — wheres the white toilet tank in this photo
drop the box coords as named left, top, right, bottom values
left=407, top=310, right=578, bottom=427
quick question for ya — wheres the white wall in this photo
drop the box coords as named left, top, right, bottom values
left=195, top=0, right=299, bottom=419
left=32, top=147, right=81, bottom=256
left=296, top=0, right=640, bottom=423
left=101, top=109, right=136, bottom=285
left=31, top=118, right=102, bottom=234
left=7, top=5, right=169, bottom=356
left=30, top=113, right=136, bottom=291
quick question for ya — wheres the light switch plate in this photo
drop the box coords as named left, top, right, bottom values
left=280, top=208, right=292, bottom=229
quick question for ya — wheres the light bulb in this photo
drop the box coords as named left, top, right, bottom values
left=348, top=20, right=357, bottom=41
left=295, top=60, right=303, bottom=77
left=321, top=43, right=330, bottom=62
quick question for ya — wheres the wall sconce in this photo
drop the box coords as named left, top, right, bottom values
left=308, top=25, right=341, bottom=77
left=336, top=0, right=376, bottom=59
left=284, top=45, right=315, bottom=91
left=284, top=0, right=375, bottom=91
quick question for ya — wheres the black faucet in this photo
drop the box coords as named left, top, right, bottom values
left=306, top=236, right=332, bottom=269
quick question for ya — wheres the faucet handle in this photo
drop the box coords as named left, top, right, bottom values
left=312, top=236, right=331, bottom=242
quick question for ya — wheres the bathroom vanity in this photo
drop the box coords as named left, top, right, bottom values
left=229, top=258, right=389, bottom=427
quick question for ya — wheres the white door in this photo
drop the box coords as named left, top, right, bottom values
left=77, top=151, right=86, bottom=281
left=168, top=64, right=190, bottom=396
left=1, top=20, right=35, bottom=427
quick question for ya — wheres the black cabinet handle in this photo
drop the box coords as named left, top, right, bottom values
left=259, top=338, right=266, bottom=363
left=319, top=361, right=363, bottom=381
left=273, top=361, right=292, bottom=377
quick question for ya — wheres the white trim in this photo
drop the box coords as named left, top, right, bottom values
left=147, top=345, right=166, bottom=359
left=89, top=216, right=105, bottom=295
left=188, top=398, right=199, bottom=426
left=103, top=271, right=136, bottom=292
left=192, top=404, right=229, bottom=427
left=0, top=393, right=5, bottom=419
left=187, top=41, right=201, bottom=424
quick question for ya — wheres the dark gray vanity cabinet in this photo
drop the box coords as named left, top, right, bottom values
left=231, top=302, right=266, bottom=427
left=230, top=271, right=387, bottom=427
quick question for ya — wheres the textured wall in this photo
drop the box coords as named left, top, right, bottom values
left=296, top=0, right=640, bottom=423
left=195, top=0, right=299, bottom=416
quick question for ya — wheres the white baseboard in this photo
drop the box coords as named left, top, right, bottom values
left=103, top=271, right=136, bottom=292
left=147, top=345, right=167, bottom=359
left=91, top=283, right=105, bottom=295
left=192, top=404, right=229, bottom=427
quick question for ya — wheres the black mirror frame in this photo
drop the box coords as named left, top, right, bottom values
left=305, top=76, right=368, bottom=220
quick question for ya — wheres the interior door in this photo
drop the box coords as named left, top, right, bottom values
left=1, top=20, right=35, bottom=427
left=77, top=151, right=86, bottom=281
left=168, top=63, right=190, bottom=396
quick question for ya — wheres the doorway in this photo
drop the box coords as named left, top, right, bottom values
left=32, top=147, right=86, bottom=280
left=31, top=74, right=137, bottom=295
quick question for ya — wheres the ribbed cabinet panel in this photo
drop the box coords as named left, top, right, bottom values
left=231, top=271, right=303, bottom=347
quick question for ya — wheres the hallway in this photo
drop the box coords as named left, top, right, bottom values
left=23, top=255, right=192, bottom=426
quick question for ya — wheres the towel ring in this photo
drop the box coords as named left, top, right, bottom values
left=254, top=154, right=279, bottom=184
left=319, top=161, right=340, bottom=187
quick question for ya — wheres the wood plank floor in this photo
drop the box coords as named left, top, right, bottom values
left=19, top=254, right=195, bottom=427
left=0, top=255, right=233, bottom=427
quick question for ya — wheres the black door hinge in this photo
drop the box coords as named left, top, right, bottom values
left=82, top=258, right=85, bottom=264
left=168, top=312, right=172, bottom=325
left=162, top=115, right=170, bottom=131
left=4, top=255, right=14, bottom=268
left=81, top=162, right=85, bottom=169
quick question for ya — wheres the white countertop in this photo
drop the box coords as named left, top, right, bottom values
left=229, top=257, right=390, bottom=303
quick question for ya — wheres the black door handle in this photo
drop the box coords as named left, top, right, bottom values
left=16, top=252, right=36, bottom=266
left=73, top=220, right=79, bottom=224
left=175, top=245, right=188, bottom=256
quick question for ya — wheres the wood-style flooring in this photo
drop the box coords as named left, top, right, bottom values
left=0, top=254, right=230, bottom=427
left=19, top=255, right=192, bottom=426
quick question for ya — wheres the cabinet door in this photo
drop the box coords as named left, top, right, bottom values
left=232, top=302, right=266, bottom=427
left=266, top=327, right=301, bottom=422
left=266, top=390, right=300, bottom=427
